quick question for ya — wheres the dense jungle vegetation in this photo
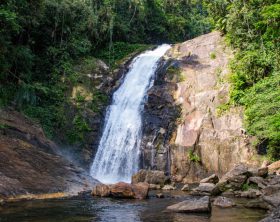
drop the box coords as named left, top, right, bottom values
left=0, top=0, right=279, bottom=159
left=204, top=0, right=280, bottom=160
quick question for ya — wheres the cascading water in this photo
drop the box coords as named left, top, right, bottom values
left=90, top=44, right=171, bottom=184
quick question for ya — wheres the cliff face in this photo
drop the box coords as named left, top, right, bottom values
left=0, top=109, right=97, bottom=200
left=141, top=32, right=261, bottom=182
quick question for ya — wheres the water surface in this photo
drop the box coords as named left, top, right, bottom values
left=0, top=192, right=266, bottom=222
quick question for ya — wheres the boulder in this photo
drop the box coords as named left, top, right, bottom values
left=92, top=182, right=149, bottom=199
left=268, top=161, right=280, bottom=174
left=263, top=192, right=280, bottom=208
left=181, top=184, right=190, bottom=191
left=132, top=170, right=166, bottom=186
left=110, top=182, right=135, bottom=198
left=200, top=174, right=219, bottom=184
left=91, top=184, right=111, bottom=197
left=166, top=196, right=211, bottom=213
left=258, top=167, right=268, bottom=177
left=213, top=196, right=236, bottom=208
left=239, top=189, right=262, bottom=199
left=191, top=183, right=215, bottom=196
left=132, top=182, right=149, bottom=200
left=248, top=176, right=266, bottom=189
left=213, top=164, right=250, bottom=195
left=162, top=185, right=176, bottom=190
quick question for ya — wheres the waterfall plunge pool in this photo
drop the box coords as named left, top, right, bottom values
left=0, top=191, right=266, bottom=222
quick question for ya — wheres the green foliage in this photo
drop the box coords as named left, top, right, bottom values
left=216, top=103, right=231, bottom=117
left=241, top=182, right=258, bottom=191
left=241, top=74, right=280, bottom=160
left=188, top=150, right=201, bottom=163
left=204, top=0, right=280, bottom=159
left=166, top=66, right=185, bottom=82
left=210, top=52, right=216, bottom=59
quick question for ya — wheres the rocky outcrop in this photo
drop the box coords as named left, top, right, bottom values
left=91, top=182, right=149, bottom=200
left=140, top=31, right=261, bottom=183
left=260, top=206, right=280, bottom=222
left=166, top=196, right=211, bottom=213
left=0, top=109, right=97, bottom=200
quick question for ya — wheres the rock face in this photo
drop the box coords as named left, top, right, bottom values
left=140, top=31, right=261, bottom=183
left=191, top=183, right=215, bottom=196
left=92, top=182, right=149, bottom=200
left=0, top=109, right=97, bottom=200
left=200, top=174, right=219, bottom=184
left=131, top=170, right=166, bottom=186
left=260, top=206, right=280, bottom=222
left=166, top=196, right=211, bottom=213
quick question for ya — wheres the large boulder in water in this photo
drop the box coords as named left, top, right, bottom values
left=110, top=182, right=135, bottom=198
left=166, top=196, right=211, bottom=213
left=131, top=170, right=166, bottom=186
left=92, top=182, right=149, bottom=199
left=91, top=184, right=111, bottom=197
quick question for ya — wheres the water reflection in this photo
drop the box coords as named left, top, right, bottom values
left=0, top=194, right=266, bottom=222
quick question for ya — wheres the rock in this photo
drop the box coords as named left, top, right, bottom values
left=156, top=193, right=164, bottom=198
left=248, top=176, right=266, bottom=189
left=245, top=199, right=271, bottom=210
left=166, top=196, right=211, bottom=213
left=195, top=183, right=215, bottom=194
left=132, top=182, right=149, bottom=200
left=268, top=161, right=280, bottom=174
left=162, top=185, right=176, bottom=190
left=132, top=170, right=166, bottom=186
left=239, top=189, right=262, bottom=199
left=263, top=192, right=280, bottom=208
left=149, top=184, right=161, bottom=190
left=213, top=164, right=250, bottom=195
left=258, top=167, right=268, bottom=177
left=92, top=182, right=149, bottom=200
left=260, top=206, right=280, bottom=222
left=213, top=196, right=236, bottom=208
left=263, top=185, right=280, bottom=196
left=110, top=182, right=135, bottom=199
left=181, top=184, right=190, bottom=191
left=91, top=184, right=111, bottom=197
left=200, top=174, right=219, bottom=184
left=0, top=109, right=97, bottom=198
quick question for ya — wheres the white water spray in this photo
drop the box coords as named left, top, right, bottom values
left=90, top=45, right=171, bottom=184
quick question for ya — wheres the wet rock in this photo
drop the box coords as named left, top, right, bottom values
left=239, top=189, right=262, bottom=199
left=156, top=193, right=164, bottom=198
left=245, top=199, right=271, bottom=210
left=260, top=206, right=280, bottom=222
left=166, top=196, right=211, bottom=213
left=162, top=185, right=176, bottom=190
left=132, top=182, right=149, bottom=200
left=110, top=182, right=135, bottom=199
left=181, top=184, right=190, bottom=191
left=91, top=184, right=111, bottom=197
left=132, top=170, right=166, bottom=186
left=200, top=174, right=219, bottom=184
left=213, top=196, right=236, bottom=208
left=149, top=184, right=161, bottom=190
left=92, top=182, right=149, bottom=200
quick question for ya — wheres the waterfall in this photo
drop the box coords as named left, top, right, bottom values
left=90, top=45, right=171, bottom=184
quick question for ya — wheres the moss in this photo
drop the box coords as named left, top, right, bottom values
left=188, top=150, right=201, bottom=162
left=210, top=52, right=217, bottom=59
left=216, top=103, right=231, bottom=117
